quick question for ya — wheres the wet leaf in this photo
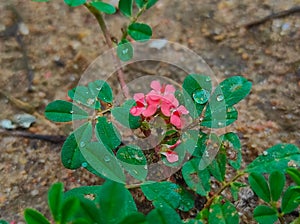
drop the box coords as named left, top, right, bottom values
left=45, top=100, right=89, bottom=122
left=95, top=117, right=121, bottom=150
left=221, top=132, right=242, bottom=169
left=118, top=212, right=146, bottom=224
left=117, top=39, right=134, bottom=61
left=61, top=122, right=92, bottom=169
left=117, top=145, right=147, bottom=180
left=128, top=23, right=152, bottom=41
left=135, top=0, right=158, bottom=9
left=81, top=142, right=125, bottom=183
left=182, top=158, right=210, bottom=196
left=246, top=144, right=300, bottom=173
left=253, top=205, right=278, bottom=224
left=208, top=147, right=226, bottom=182
left=286, top=167, right=300, bottom=185
left=249, top=172, right=271, bottom=203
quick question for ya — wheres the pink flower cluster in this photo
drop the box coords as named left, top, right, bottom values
left=130, top=80, right=189, bottom=129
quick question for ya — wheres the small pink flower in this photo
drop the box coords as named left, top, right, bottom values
left=170, top=105, right=189, bottom=129
left=161, top=150, right=179, bottom=163
left=130, top=93, right=146, bottom=116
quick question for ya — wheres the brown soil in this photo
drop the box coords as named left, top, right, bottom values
left=0, top=0, right=299, bottom=223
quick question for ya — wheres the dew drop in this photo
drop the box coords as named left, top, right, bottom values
left=144, top=165, right=148, bottom=170
left=80, top=142, right=86, bottom=148
left=67, top=159, right=71, bottom=164
left=96, top=87, right=101, bottom=91
left=263, top=151, right=268, bottom=156
left=205, top=77, right=211, bottom=82
left=122, top=49, right=129, bottom=55
left=216, top=94, right=224, bottom=102
left=104, top=155, right=111, bottom=162
left=81, top=162, right=88, bottom=168
left=70, top=110, right=74, bottom=114
left=192, top=89, right=210, bottom=104
left=87, top=98, right=95, bottom=105
left=218, top=121, right=224, bottom=126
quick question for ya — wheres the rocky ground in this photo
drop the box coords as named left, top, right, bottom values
left=0, top=0, right=299, bottom=223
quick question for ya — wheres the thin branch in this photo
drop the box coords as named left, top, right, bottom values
left=84, top=3, right=129, bottom=98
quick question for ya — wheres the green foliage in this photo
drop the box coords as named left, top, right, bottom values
left=45, top=100, right=88, bottom=122
left=246, top=144, right=300, bottom=173
left=146, top=207, right=182, bottom=224
left=48, top=182, right=63, bottom=222
left=90, top=1, right=116, bottom=14
left=117, top=145, right=147, bottom=180
left=208, top=198, right=239, bottom=224
left=281, top=186, right=300, bottom=214
left=119, top=0, right=133, bottom=17
left=24, top=209, right=50, bottom=224
left=253, top=205, right=278, bottom=224
left=249, top=172, right=271, bottom=203
left=0, top=221, right=9, bottom=224
left=182, top=158, right=210, bottom=196
left=64, top=0, right=86, bottom=7
left=287, top=167, right=300, bottom=185
left=141, top=181, right=194, bottom=211
left=117, top=39, right=134, bottom=61
left=135, top=0, right=158, bottom=9
left=269, top=171, right=285, bottom=201
left=128, top=23, right=152, bottom=41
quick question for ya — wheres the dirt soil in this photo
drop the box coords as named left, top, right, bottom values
left=0, top=0, right=300, bottom=223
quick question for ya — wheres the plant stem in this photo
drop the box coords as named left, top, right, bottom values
left=204, top=171, right=245, bottom=209
left=84, top=3, right=129, bottom=98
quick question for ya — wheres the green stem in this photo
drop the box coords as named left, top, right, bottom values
left=84, top=3, right=129, bottom=98
left=204, top=171, right=245, bottom=209
left=121, top=4, right=148, bottom=40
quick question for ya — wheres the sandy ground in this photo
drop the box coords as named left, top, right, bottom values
left=0, top=0, right=299, bottom=222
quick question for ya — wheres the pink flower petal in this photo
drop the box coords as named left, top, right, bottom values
left=165, top=84, right=176, bottom=94
left=130, top=106, right=144, bottom=116
left=177, top=105, right=189, bottom=115
left=142, top=104, right=158, bottom=117
left=161, top=151, right=179, bottom=163
left=169, top=140, right=181, bottom=150
left=133, top=93, right=145, bottom=102
left=150, top=80, right=161, bottom=92
left=170, top=113, right=182, bottom=129
left=161, top=102, right=173, bottom=116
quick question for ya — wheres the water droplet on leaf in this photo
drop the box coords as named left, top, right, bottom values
left=80, top=142, right=86, bottom=148
left=87, top=98, right=95, bottom=105
left=263, top=151, right=268, bottom=156
left=104, top=155, right=111, bottom=162
left=205, top=77, right=211, bottom=82
left=218, top=121, right=224, bottom=126
left=192, top=89, right=210, bottom=104
left=216, top=94, right=224, bottom=102
left=122, top=49, right=129, bottom=55
left=70, top=110, right=74, bottom=114
left=81, top=162, right=88, bottom=167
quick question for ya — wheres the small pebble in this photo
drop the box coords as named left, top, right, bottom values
left=30, top=189, right=39, bottom=196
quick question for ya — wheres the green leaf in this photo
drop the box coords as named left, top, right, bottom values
left=68, top=86, right=100, bottom=109
left=182, top=158, right=210, bottom=196
left=91, top=1, right=116, bottom=14
left=246, top=144, right=300, bottom=173
left=60, top=197, right=80, bottom=224
left=119, top=0, right=133, bottom=17
left=141, top=181, right=194, bottom=211
left=221, top=132, right=242, bottom=169
left=88, top=80, right=113, bottom=103
left=135, top=0, right=158, bottom=9
left=208, top=147, right=226, bottom=182
left=249, top=172, right=271, bottom=203
left=230, top=182, right=246, bottom=201
left=81, top=142, right=126, bottom=183
left=45, top=100, right=89, bottom=122
left=117, top=39, right=134, bottom=62
left=218, top=76, right=252, bottom=107
left=281, top=186, right=300, bottom=214
left=253, top=205, right=278, bottom=224
left=0, top=221, right=9, bottom=224
left=269, top=171, right=285, bottom=201
left=287, top=168, right=300, bottom=185
left=76, top=198, right=102, bottom=223
left=64, top=185, right=102, bottom=202
left=24, top=208, right=50, bottom=224
left=64, top=0, right=86, bottom=7
left=181, top=74, right=212, bottom=118
left=48, top=182, right=63, bottom=222
left=112, top=99, right=141, bottom=129
left=146, top=207, right=182, bottom=224
left=95, top=117, right=121, bottom=150
left=128, top=23, right=152, bottom=42
left=99, top=180, right=137, bottom=223
left=117, top=145, right=147, bottom=180
left=118, top=212, right=146, bottom=224
left=61, top=122, right=92, bottom=169
left=208, top=199, right=239, bottom=224
left=201, top=106, right=238, bottom=128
